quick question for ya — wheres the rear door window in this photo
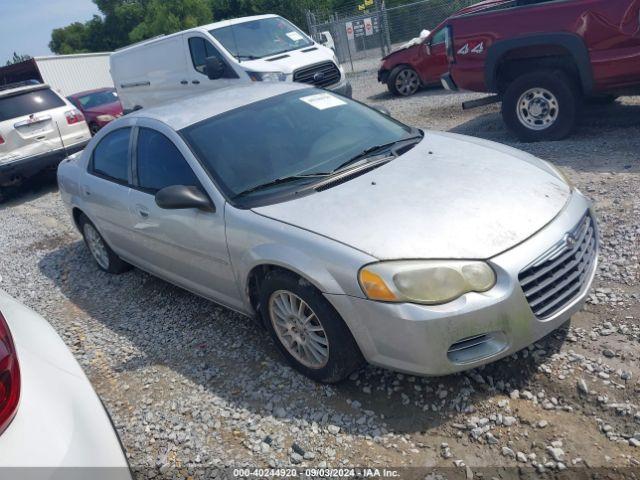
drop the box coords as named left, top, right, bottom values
left=91, top=128, right=131, bottom=184
left=0, top=89, right=65, bottom=122
left=135, top=127, right=200, bottom=193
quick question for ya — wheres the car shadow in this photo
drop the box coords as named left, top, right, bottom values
left=39, top=240, right=567, bottom=437
left=447, top=99, right=640, bottom=174
left=0, top=171, right=59, bottom=209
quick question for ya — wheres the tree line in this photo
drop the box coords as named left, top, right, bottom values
left=48, top=0, right=465, bottom=55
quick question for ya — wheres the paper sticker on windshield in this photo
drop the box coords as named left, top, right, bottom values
left=300, top=93, right=347, bottom=110
left=286, top=31, right=305, bottom=42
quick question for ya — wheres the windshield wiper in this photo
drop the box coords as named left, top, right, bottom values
left=236, top=54, right=261, bottom=61
left=233, top=174, right=328, bottom=198
left=331, top=135, right=424, bottom=174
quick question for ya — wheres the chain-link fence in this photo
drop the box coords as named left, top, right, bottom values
left=306, top=0, right=475, bottom=73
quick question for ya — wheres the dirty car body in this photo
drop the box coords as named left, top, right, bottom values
left=57, top=83, right=598, bottom=381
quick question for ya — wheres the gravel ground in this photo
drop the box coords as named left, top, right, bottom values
left=1, top=72, right=639, bottom=479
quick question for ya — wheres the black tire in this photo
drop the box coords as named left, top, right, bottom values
left=502, top=70, right=578, bottom=142
left=78, top=214, right=131, bottom=274
left=89, top=123, right=100, bottom=136
left=258, top=270, right=364, bottom=383
left=387, top=66, right=421, bottom=97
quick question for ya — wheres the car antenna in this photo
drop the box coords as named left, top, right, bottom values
left=54, top=120, right=69, bottom=160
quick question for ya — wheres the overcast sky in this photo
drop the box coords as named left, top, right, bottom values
left=1, top=0, right=100, bottom=64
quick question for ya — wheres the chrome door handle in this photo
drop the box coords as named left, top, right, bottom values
left=192, top=80, right=200, bottom=85
left=180, top=80, right=188, bottom=85
left=138, top=209, right=149, bottom=218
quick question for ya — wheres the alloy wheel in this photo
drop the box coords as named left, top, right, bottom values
left=84, top=223, right=109, bottom=269
left=395, top=69, right=420, bottom=96
left=268, top=290, right=330, bottom=369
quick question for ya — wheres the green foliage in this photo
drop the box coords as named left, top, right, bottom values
left=5, top=52, right=32, bottom=66
left=130, top=0, right=212, bottom=42
left=48, top=0, right=467, bottom=54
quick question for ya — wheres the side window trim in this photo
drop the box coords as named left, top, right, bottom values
left=88, top=127, right=133, bottom=186
left=187, top=35, right=237, bottom=79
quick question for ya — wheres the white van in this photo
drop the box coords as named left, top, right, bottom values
left=110, top=14, right=352, bottom=111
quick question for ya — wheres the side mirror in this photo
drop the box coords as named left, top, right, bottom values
left=205, top=56, right=226, bottom=80
left=155, top=185, right=215, bottom=212
left=374, top=106, right=392, bottom=117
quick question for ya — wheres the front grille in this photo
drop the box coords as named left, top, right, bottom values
left=519, top=213, right=597, bottom=319
left=293, top=61, right=341, bottom=88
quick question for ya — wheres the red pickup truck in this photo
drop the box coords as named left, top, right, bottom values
left=442, top=0, right=640, bottom=141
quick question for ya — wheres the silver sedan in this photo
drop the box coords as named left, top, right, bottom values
left=58, top=83, right=598, bottom=383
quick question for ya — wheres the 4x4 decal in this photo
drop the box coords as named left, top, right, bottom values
left=458, top=42, right=484, bottom=55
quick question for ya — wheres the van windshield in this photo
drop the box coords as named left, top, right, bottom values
left=210, top=17, right=314, bottom=61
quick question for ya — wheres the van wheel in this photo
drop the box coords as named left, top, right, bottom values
left=258, top=271, right=364, bottom=383
left=502, top=70, right=578, bottom=142
left=78, top=214, right=131, bottom=274
left=388, top=66, right=421, bottom=96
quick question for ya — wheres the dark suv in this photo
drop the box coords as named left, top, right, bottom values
left=442, top=0, right=640, bottom=141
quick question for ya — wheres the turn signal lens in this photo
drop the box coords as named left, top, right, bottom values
left=358, top=269, right=398, bottom=302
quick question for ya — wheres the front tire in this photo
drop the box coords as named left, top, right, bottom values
left=388, top=66, right=421, bottom=97
left=79, top=214, right=131, bottom=274
left=502, top=70, right=578, bottom=142
left=258, top=271, right=364, bottom=383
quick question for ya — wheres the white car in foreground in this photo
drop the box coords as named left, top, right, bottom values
left=0, top=290, right=131, bottom=477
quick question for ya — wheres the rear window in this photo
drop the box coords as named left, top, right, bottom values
left=0, top=89, right=66, bottom=122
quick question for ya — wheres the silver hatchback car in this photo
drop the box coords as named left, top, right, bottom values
left=58, top=83, right=598, bottom=383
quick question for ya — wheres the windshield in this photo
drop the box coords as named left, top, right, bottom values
left=74, top=90, right=119, bottom=109
left=210, top=17, right=314, bottom=60
left=180, top=89, right=414, bottom=202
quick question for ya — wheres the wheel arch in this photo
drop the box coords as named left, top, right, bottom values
left=486, top=33, right=593, bottom=94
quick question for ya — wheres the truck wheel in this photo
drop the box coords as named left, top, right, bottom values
left=502, top=70, right=578, bottom=142
left=258, top=270, right=364, bottom=383
left=388, top=66, right=421, bottom=96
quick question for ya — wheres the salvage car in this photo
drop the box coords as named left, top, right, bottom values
left=0, top=81, right=91, bottom=200
left=58, top=83, right=598, bottom=383
left=0, top=290, right=131, bottom=476
left=67, top=87, right=123, bottom=136
left=378, top=27, right=449, bottom=96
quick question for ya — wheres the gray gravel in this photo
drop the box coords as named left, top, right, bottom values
left=0, top=72, right=639, bottom=478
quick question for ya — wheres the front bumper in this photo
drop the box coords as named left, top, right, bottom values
left=327, top=191, right=598, bottom=376
left=0, top=139, right=89, bottom=186
left=0, top=292, right=131, bottom=476
left=329, top=78, right=353, bottom=98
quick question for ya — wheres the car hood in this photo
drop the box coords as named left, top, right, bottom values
left=239, top=45, right=338, bottom=75
left=253, top=131, right=571, bottom=260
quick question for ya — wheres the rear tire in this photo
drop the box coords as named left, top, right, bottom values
left=388, top=66, right=421, bottom=97
left=78, top=214, right=131, bottom=274
left=89, top=123, right=100, bottom=136
left=258, top=270, right=364, bottom=383
left=502, top=70, right=578, bottom=142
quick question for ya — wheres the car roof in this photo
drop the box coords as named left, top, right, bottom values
left=0, top=83, right=52, bottom=99
left=128, top=82, right=313, bottom=130
left=68, top=87, right=115, bottom=99
left=113, top=14, right=281, bottom=54
left=202, top=14, right=280, bottom=31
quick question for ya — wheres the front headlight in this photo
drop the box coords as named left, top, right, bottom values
left=247, top=71, right=287, bottom=82
left=96, top=114, right=116, bottom=122
left=358, top=260, right=496, bottom=305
